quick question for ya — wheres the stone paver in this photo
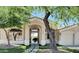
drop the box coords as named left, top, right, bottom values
left=25, top=44, right=39, bottom=53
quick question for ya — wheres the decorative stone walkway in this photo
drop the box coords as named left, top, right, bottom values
left=25, top=44, right=39, bottom=53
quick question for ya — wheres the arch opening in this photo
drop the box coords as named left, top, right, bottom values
left=29, top=25, right=41, bottom=45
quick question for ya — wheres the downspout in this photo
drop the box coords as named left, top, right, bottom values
left=72, top=33, right=75, bottom=46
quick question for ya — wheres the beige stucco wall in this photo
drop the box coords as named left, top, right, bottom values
left=0, top=29, right=7, bottom=44
left=75, top=31, right=79, bottom=45
left=74, top=27, right=79, bottom=45
left=59, top=30, right=73, bottom=45
left=59, top=25, right=79, bottom=46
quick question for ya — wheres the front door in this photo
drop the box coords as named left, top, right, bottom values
left=30, top=28, right=39, bottom=44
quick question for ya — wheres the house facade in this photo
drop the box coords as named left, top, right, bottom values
left=59, top=25, right=79, bottom=46
left=0, top=17, right=52, bottom=45
left=0, top=17, right=79, bottom=46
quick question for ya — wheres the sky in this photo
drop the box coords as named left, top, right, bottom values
left=31, top=10, right=77, bottom=28
left=31, top=10, right=58, bottom=21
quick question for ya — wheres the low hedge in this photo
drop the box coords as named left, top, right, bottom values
left=0, top=44, right=30, bottom=53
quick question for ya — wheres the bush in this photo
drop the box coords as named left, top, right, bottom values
left=39, top=44, right=50, bottom=49
left=64, top=48, right=79, bottom=53
left=56, top=44, right=63, bottom=46
left=0, top=45, right=30, bottom=53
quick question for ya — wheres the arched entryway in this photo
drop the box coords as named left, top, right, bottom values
left=29, top=25, right=40, bottom=45
left=24, top=17, right=46, bottom=45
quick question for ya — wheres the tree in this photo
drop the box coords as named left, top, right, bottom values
left=0, top=7, right=32, bottom=46
left=33, top=6, right=79, bottom=52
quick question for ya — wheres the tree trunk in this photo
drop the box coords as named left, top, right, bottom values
left=13, top=32, right=18, bottom=41
left=3, top=29, right=11, bottom=46
left=43, top=12, right=58, bottom=53
left=14, top=33, right=17, bottom=41
left=13, top=32, right=15, bottom=41
left=23, top=24, right=26, bottom=44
